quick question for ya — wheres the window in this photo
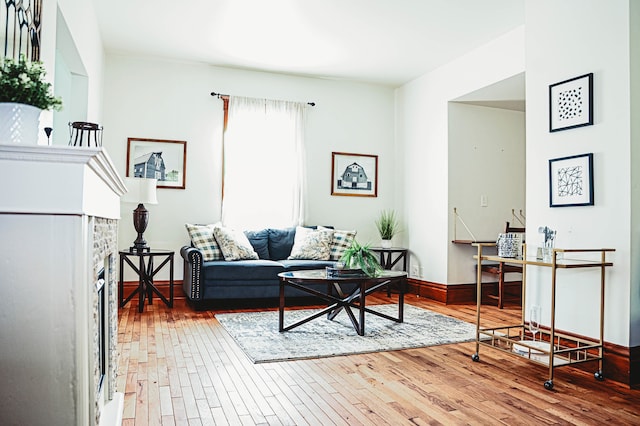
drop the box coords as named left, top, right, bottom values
left=221, top=96, right=306, bottom=230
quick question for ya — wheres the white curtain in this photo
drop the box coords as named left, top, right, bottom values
left=221, top=96, right=306, bottom=230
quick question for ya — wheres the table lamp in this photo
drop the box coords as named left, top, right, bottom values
left=122, top=177, right=158, bottom=252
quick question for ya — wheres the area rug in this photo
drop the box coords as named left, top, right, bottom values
left=215, top=304, right=477, bottom=363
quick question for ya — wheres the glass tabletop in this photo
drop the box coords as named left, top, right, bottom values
left=278, top=268, right=407, bottom=281
left=119, top=248, right=174, bottom=255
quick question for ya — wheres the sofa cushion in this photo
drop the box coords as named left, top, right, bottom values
left=319, top=226, right=357, bottom=261
left=213, top=226, right=259, bottom=261
left=203, top=259, right=284, bottom=280
left=244, top=229, right=270, bottom=259
left=288, top=226, right=333, bottom=260
left=185, top=223, right=223, bottom=261
left=267, top=227, right=296, bottom=260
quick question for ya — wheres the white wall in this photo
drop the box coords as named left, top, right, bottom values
left=39, top=0, right=104, bottom=145
left=53, top=10, right=90, bottom=144
left=395, top=26, right=525, bottom=284
left=102, top=55, right=396, bottom=280
left=447, top=103, right=525, bottom=284
left=55, top=0, right=104, bottom=122
left=525, top=0, right=632, bottom=346
left=630, top=0, right=640, bottom=347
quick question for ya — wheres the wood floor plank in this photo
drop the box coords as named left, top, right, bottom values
left=161, top=415, right=176, bottom=426
left=134, top=380, right=149, bottom=425
left=180, top=385, right=200, bottom=419
left=118, top=294, right=640, bottom=425
left=125, top=371, right=138, bottom=394
left=157, top=355, right=170, bottom=388
left=262, top=394, right=298, bottom=425
left=170, top=396, right=188, bottom=424
left=122, top=391, right=136, bottom=420
left=194, top=398, right=214, bottom=424
left=147, top=378, right=162, bottom=425
left=159, top=386, right=174, bottom=417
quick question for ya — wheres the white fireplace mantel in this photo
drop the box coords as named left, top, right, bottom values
left=0, top=144, right=126, bottom=425
left=0, top=144, right=126, bottom=218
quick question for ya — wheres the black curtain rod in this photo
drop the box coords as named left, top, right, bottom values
left=210, top=92, right=315, bottom=107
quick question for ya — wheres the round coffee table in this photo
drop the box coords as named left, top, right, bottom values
left=277, top=269, right=407, bottom=336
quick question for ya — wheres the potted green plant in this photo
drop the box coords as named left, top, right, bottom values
left=375, top=209, right=400, bottom=248
left=339, top=240, right=383, bottom=277
left=0, top=55, right=62, bottom=144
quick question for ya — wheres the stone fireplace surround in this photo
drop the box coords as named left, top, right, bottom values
left=93, top=217, right=119, bottom=424
left=0, top=144, right=126, bottom=425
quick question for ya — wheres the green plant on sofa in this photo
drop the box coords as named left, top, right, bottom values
left=340, top=240, right=383, bottom=277
left=375, top=209, right=400, bottom=240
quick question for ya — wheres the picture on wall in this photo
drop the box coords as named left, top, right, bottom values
left=126, top=138, right=187, bottom=189
left=549, top=73, right=593, bottom=132
left=549, top=153, right=593, bottom=207
left=331, top=152, right=378, bottom=197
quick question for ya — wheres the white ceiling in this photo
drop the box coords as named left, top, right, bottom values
left=93, top=0, right=525, bottom=88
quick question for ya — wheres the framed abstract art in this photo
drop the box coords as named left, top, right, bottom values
left=549, top=153, right=594, bottom=207
left=549, top=73, right=593, bottom=132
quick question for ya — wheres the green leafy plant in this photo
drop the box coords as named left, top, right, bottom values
left=0, top=56, right=62, bottom=111
left=375, top=209, right=400, bottom=240
left=340, top=240, right=383, bottom=277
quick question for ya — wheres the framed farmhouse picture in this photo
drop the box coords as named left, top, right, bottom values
left=331, top=152, right=378, bottom=197
left=549, top=73, right=593, bottom=132
left=549, top=153, right=594, bottom=207
left=126, top=138, right=187, bottom=189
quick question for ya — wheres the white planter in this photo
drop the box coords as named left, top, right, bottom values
left=0, top=102, right=42, bottom=145
left=381, top=239, right=393, bottom=249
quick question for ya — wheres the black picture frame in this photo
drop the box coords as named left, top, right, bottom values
left=549, top=73, right=593, bottom=132
left=549, top=153, right=594, bottom=207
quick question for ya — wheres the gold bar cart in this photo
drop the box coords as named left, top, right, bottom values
left=472, top=243, right=614, bottom=390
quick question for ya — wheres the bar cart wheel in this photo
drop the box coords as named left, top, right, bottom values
left=471, top=353, right=480, bottom=362
left=594, top=371, right=604, bottom=381
left=544, top=380, right=554, bottom=390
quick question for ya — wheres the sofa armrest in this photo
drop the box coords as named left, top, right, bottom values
left=181, top=246, right=203, bottom=301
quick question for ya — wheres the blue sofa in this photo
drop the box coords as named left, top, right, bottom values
left=181, top=226, right=347, bottom=308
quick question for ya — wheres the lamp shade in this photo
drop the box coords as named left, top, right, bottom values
left=122, top=177, right=158, bottom=204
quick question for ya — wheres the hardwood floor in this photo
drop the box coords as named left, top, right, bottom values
left=117, top=293, right=640, bottom=425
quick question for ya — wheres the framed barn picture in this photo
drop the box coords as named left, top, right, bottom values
left=331, top=152, right=378, bottom=197
left=126, top=138, right=187, bottom=189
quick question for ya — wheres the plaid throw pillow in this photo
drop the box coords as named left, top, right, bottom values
left=319, top=226, right=356, bottom=261
left=185, top=223, right=223, bottom=261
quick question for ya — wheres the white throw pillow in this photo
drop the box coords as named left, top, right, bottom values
left=213, top=226, right=259, bottom=261
left=288, top=226, right=334, bottom=260
left=185, top=223, right=223, bottom=261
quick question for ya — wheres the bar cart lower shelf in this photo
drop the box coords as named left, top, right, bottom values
left=471, top=244, right=614, bottom=390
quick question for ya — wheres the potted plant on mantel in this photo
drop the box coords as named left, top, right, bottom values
left=339, top=240, right=383, bottom=277
left=0, top=55, right=62, bottom=145
left=375, top=209, right=400, bottom=249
